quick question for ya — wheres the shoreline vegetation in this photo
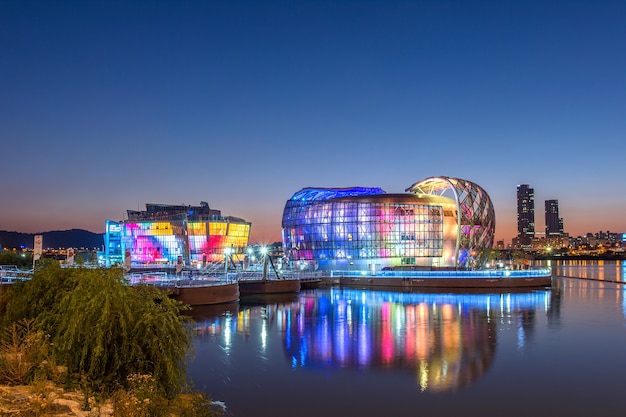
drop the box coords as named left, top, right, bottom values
left=0, top=261, right=224, bottom=416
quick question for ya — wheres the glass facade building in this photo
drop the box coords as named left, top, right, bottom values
left=545, top=199, right=563, bottom=237
left=282, top=177, right=495, bottom=271
left=516, top=184, right=535, bottom=246
left=103, top=202, right=251, bottom=268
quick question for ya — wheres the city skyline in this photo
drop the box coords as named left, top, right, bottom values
left=1, top=0, right=625, bottom=244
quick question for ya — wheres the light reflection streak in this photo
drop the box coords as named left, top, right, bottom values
left=517, top=323, right=526, bottom=350
left=260, top=318, right=267, bottom=352
left=549, top=259, right=625, bottom=283
left=358, top=304, right=369, bottom=366
left=223, top=314, right=232, bottom=353
left=623, top=285, right=626, bottom=321
left=191, top=288, right=552, bottom=392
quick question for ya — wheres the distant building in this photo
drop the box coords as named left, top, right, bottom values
left=545, top=199, right=564, bottom=237
left=103, top=202, right=250, bottom=268
left=281, top=176, right=496, bottom=271
left=547, top=234, right=569, bottom=249
left=516, top=184, right=535, bottom=246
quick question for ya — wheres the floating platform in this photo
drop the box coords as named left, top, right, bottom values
left=299, top=277, right=322, bottom=289
left=128, top=273, right=240, bottom=306
left=238, top=278, right=301, bottom=295
left=327, top=268, right=552, bottom=289
left=164, top=281, right=240, bottom=306
left=238, top=292, right=300, bottom=306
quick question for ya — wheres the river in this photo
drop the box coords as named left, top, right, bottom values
left=187, top=260, right=626, bottom=417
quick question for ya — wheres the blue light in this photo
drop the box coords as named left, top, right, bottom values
left=290, top=187, right=386, bottom=201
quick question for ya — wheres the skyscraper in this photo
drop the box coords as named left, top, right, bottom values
left=517, top=184, right=535, bottom=245
left=545, top=199, right=564, bottom=237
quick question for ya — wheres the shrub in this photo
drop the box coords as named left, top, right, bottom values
left=3, top=263, right=194, bottom=398
left=0, top=318, right=50, bottom=385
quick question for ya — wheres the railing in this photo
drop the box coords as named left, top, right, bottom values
left=235, top=268, right=552, bottom=280
left=330, top=267, right=552, bottom=279
left=0, top=265, right=34, bottom=283
left=126, top=270, right=238, bottom=287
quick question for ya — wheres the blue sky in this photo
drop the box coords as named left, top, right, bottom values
left=1, top=0, right=625, bottom=244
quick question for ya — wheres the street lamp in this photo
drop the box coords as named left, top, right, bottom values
left=260, top=246, right=269, bottom=277
left=224, top=247, right=232, bottom=276
left=246, top=247, right=253, bottom=270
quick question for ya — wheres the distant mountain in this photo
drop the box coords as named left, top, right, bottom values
left=0, top=229, right=104, bottom=249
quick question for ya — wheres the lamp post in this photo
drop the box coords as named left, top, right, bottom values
left=260, top=246, right=268, bottom=279
left=224, top=247, right=232, bottom=277
left=246, top=247, right=253, bottom=270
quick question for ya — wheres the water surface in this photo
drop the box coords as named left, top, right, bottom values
left=188, top=263, right=626, bottom=417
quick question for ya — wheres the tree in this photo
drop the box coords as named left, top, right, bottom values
left=4, top=262, right=194, bottom=398
left=0, top=250, right=32, bottom=268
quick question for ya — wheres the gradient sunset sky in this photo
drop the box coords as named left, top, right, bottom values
left=1, top=0, right=625, bottom=244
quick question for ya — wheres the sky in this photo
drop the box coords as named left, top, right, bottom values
left=1, top=0, right=625, bottom=245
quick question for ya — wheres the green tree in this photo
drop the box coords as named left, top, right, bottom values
left=4, top=262, right=194, bottom=398
left=2, top=259, right=76, bottom=324
left=480, top=248, right=501, bottom=267
left=0, top=250, right=33, bottom=268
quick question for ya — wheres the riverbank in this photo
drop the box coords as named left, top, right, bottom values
left=0, top=383, right=221, bottom=416
left=0, top=383, right=113, bottom=416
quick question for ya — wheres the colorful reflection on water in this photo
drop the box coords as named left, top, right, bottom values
left=282, top=289, right=552, bottom=392
left=189, top=288, right=555, bottom=408
left=544, top=259, right=626, bottom=282
left=188, top=274, right=626, bottom=417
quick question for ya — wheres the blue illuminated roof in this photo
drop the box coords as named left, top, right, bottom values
left=290, top=187, right=386, bottom=201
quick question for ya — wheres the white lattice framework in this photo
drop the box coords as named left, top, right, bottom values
left=405, top=176, right=496, bottom=266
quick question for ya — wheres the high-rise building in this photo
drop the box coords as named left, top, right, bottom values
left=516, top=184, right=535, bottom=245
left=545, top=199, right=563, bottom=237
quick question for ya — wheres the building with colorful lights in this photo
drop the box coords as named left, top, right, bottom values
left=102, top=201, right=251, bottom=268
left=281, top=176, right=495, bottom=272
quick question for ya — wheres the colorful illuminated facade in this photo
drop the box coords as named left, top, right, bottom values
left=281, top=176, right=495, bottom=271
left=103, top=201, right=250, bottom=268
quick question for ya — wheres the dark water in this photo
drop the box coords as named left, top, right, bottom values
left=188, top=261, right=626, bottom=417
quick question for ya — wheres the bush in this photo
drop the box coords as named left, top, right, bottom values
left=0, top=318, right=50, bottom=385
left=112, top=375, right=225, bottom=417
left=3, top=263, right=194, bottom=398
left=0, top=250, right=33, bottom=269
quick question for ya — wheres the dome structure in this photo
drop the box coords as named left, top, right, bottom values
left=405, top=176, right=496, bottom=266
left=281, top=177, right=496, bottom=271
